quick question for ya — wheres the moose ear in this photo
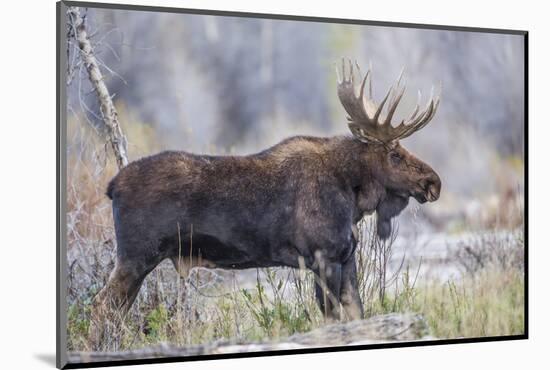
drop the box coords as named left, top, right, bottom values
left=388, top=141, right=399, bottom=150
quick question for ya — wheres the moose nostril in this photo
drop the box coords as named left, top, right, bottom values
left=422, top=179, right=433, bottom=190
left=422, top=176, right=440, bottom=193
left=426, top=174, right=440, bottom=189
left=434, top=176, right=442, bottom=191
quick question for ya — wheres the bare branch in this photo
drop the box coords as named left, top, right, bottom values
left=67, top=6, right=129, bottom=169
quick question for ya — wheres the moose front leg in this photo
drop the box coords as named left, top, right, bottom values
left=339, top=254, right=364, bottom=320
left=314, top=262, right=342, bottom=320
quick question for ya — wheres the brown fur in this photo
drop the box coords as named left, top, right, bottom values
left=89, top=135, right=441, bottom=347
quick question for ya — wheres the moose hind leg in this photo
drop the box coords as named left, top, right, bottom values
left=339, top=255, right=364, bottom=320
left=314, top=262, right=343, bottom=321
left=88, top=260, right=151, bottom=349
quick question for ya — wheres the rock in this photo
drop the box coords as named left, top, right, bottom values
left=289, top=313, right=431, bottom=346
left=67, top=313, right=432, bottom=364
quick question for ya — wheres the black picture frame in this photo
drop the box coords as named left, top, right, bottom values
left=56, top=1, right=528, bottom=368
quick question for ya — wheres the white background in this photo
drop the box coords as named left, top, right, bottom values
left=0, top=0, right=545, bottom=368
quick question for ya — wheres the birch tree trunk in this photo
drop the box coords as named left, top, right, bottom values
left=67, top=6, right=129, bottom=169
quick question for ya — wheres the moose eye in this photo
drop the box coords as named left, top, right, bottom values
left=390, top=152, right=402, bottom=165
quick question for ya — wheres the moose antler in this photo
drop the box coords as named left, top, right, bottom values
left=336, top=59, right=440, bottom=144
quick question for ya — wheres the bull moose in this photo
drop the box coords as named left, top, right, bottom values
left=89, top=60, right=441, bottom=345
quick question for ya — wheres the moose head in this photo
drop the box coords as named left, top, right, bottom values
left=336, top=60, right=442, bottom=238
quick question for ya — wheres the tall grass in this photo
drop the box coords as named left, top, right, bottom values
left=353, top=218, right=524, bottom=338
